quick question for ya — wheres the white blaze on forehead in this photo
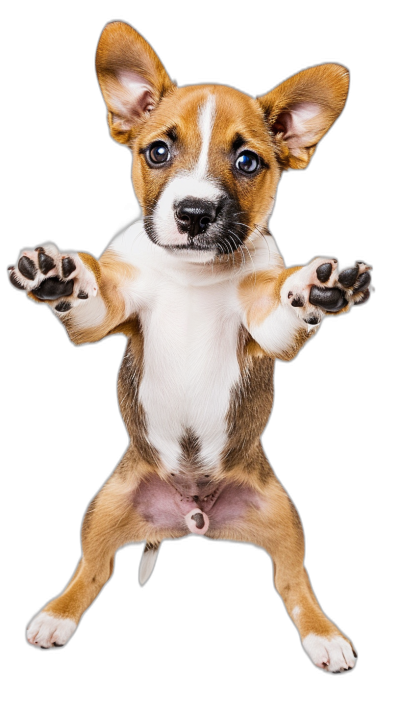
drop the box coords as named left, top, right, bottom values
left=196, top=95, right=216, bottom=179
left=152, top=93, right=223, bottom=249
left=153, top=174, right=222, bottom=247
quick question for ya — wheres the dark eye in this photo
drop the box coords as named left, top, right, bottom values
left=147, top=141, right=170, bottom=166
left=235, top=151, right=259, bottom=174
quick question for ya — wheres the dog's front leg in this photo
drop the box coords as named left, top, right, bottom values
left=240, top=257, right=371, bottom=360
left=8, top=243, right=138, bottom=343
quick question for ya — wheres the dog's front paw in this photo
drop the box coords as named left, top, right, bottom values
left=8, top=243, right=98, bottom=313
left=27, top=611, right=77, bottom=648
left=282, top=258, right=372, bottom=326
left=302, top=633, right=357, bottom=673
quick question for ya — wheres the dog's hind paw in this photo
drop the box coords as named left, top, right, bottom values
left=282, top=257, right=372, bottom=326
left=27, top=611, right=77, bottom=648
left=302, top=633, right=357, bottom=673
left=8, top=243, right=98, bottom=312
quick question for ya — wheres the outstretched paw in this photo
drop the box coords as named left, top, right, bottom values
left=8, top=243, right=97, bottom=313
left=283, top=258, right=372, bottom=327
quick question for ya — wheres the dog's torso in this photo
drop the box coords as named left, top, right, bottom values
left=113, top=222, right=276, bottom=520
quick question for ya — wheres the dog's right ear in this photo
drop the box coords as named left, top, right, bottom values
left=96, top=21, right=174, bottom=144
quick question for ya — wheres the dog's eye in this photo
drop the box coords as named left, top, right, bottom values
left=147, top=141, right=170, bottom=166
left=235, top=151, right=259, bottom=174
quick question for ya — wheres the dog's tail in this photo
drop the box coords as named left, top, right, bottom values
left=139, top=541, right=160, bottom=586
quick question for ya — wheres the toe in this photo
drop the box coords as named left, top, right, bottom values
left=18, top=256, right=37, bottom=280
left=38, top=250, right=56, bottom=275
left=338, top=266, right=359, bottom=288
left=316, top=262, right=333, bottom=283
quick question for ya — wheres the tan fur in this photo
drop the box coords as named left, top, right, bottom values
left=257, top=64, right=349, bottom=169
left=22, top=22, right=359, bottom=661
left=62, top=249, right=138, bottom=344
left=95, top=22, right=175, bottom=145
left=238, top=265, right=303, bottom=326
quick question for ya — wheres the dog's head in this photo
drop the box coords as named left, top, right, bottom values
left=96, top=22, right=349, bottom=259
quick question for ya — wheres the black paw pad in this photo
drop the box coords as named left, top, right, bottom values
left=354, top=271, right=371, bottom=293
left=77, top=290, right=88, bottom=299
left=55, top=301, right=72, bottom=312
left=38, top=251, right=55, bottom=275
left=291, top=296, right=305, bottom=307
left=53, top=642, right=64, bottom=647
left=338, top=266, right=359, bottom=288
left=40, top=646, right=50, bottom=649
left=8, top=269, right=25, bottom=289
left=355, top=288, right=370, bottom=305
left=316, top=262, right=332, bottom=283
left=304, top=315, right=320, bottom=325
left=191, top=512, right=205, bottom=529
left=32, top=277, right=74, bottom=301
left=18, top=256, right=37, bottom=280
left=309, top=285, right=348, bottom=313
left=62, top=257, right=76, bottom=278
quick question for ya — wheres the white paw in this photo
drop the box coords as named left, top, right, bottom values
left=27, top=611, right=77, bottom=648
left=8, top=243, right=98, bottom=313
left=302, top=634, right=357, bottom=673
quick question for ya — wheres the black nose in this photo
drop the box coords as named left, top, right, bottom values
left=175, top=198, right=218, bottom=237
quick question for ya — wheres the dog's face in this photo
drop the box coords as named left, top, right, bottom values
left=96, top=22, right=349, bottom=260
left=130, top=85, right=281, bottom=257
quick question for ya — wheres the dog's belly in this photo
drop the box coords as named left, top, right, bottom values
left=138, top=279, right=241, bottom=474
left=134, top=473, right=263, bottom=534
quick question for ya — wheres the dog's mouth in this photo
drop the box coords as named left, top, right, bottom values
left=144, top=215, right=249, bottom=255
left=163, top=233, right=244, bottom=254
left=143, top=193, right=250, bottom=256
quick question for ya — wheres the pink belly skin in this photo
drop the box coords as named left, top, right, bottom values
left=134, top=474, right=263, bottom=534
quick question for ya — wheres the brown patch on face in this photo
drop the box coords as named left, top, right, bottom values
left=131, top=86, right=206, bottom=216
left=205, top=87, right=281, bottom=232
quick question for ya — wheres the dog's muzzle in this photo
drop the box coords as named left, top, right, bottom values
left=174, top=198, right=218, bottom=238
left=170, top=195, right=248, bottom=253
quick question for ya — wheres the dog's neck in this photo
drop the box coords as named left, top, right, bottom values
left=133, top=221, right=279, bottom=287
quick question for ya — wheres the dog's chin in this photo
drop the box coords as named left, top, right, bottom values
left=144, top=221, right=246, bottom=259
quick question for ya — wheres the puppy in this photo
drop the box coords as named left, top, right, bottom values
left=9, top=21, right=371, bottom=671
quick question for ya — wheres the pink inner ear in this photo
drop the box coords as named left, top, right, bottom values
left=273, top=102, right=322, bottom=148
left=114, top=70, right=156, bottom=119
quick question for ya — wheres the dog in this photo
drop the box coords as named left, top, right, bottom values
left=9, top=21, right=371, bottom=671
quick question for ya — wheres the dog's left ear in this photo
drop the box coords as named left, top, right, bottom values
left=258, top=64, right=349, bottom=169
left=96, top=21, right=174, bottom=144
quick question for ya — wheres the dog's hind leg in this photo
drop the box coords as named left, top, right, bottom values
left=207, top=469, right=357, bottom=673
left=26, top=454, right=167, bottom=648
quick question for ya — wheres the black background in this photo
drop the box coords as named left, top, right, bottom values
left=3, top=3, right=385, bottom=709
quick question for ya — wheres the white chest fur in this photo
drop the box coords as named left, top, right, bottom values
left=112, top=221, right=280, bottom=474
left=138, top=277, right=242, bottom=473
